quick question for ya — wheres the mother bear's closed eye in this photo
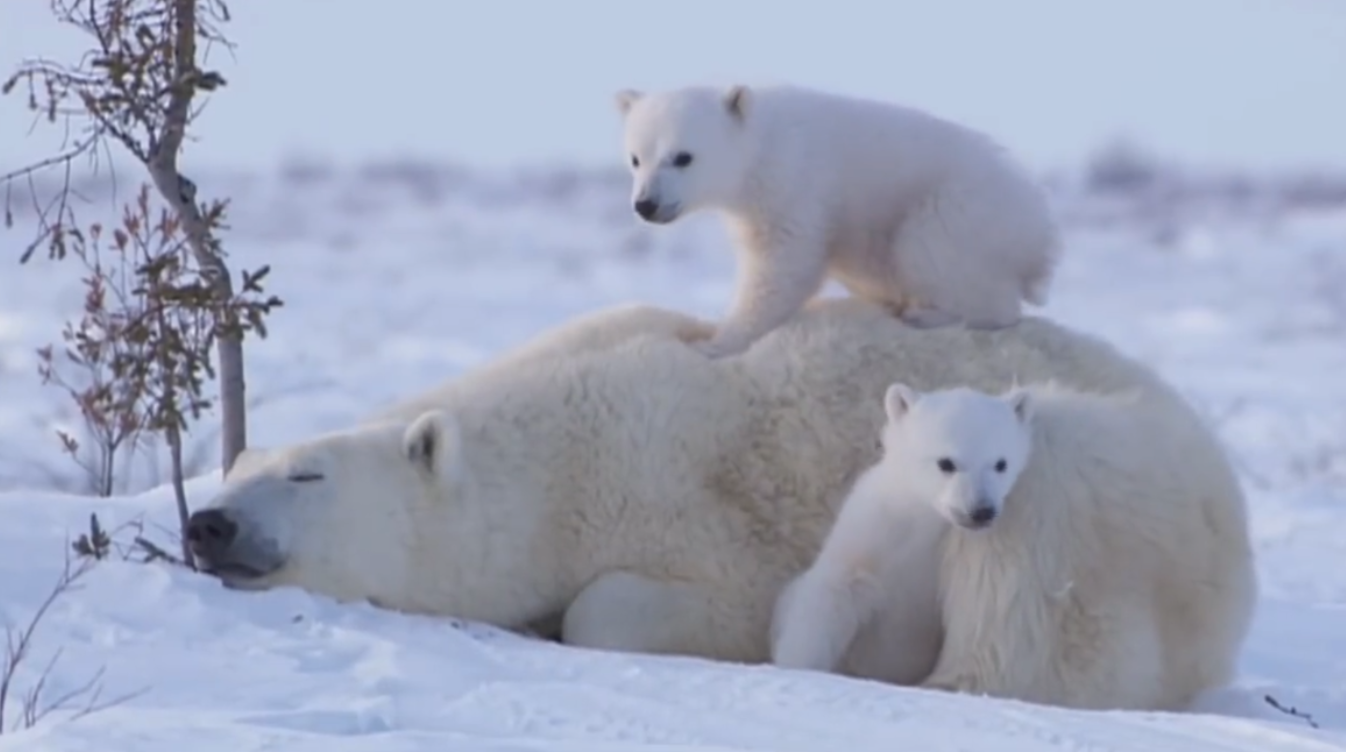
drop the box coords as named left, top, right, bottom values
left=288, top=472, right=325, bottom=482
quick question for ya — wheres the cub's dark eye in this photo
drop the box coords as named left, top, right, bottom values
left=672, top=151, right=694, bottom=168
left=289, top=472, right=324, bottom=483
left=937, top=458, right=956, bottom=474
left=630, top=154, right=640, bottom=168
left=994, top=459, right=1008, bottom=473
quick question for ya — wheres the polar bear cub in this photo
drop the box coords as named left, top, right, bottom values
left=772, top=381, right=1258, bottom=712
left=770, top=382, right=1024, bottom=677
left=614, top=84, right=1062, bottom=359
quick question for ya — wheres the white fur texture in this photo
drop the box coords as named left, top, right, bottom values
left=774, top=381, right=1258, bottom=711
left=769, top=452, right=948, bottom=685
left=770, top=383, right=1030, bottom=681
left=189, top=298, right=1237, bottom=687
left=615, top=84, right=1062, bottom=358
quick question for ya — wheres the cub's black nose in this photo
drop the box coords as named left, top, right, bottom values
left=968, top=506, right=997, bottom=526
left=634, top=199, right=659, bottom=220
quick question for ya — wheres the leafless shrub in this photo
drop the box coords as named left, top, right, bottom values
left=0, top=401, right=196, bottom=496
left=0, top=374, right=331, bottom=496
left=2, top=0, right=283, bottom=495
left=72, top=510, right=186, bottom=567
left=26, top=182, right=279, bottom=568
left=0, top=544, right=144, bottom=734
left=2, top=0, right=283, bottom=567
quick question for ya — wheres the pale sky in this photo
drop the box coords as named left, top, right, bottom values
left=1, top=0, right=1344, bottom=174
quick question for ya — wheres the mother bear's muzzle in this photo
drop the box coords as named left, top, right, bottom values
left=187, top=507, right=284, bottom=585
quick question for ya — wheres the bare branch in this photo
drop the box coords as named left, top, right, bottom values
left=0, top=543, right=122, bottom=734
left=1265, top=694, right=1320, bottom=730
left=0, top=139, right=99, bottom=186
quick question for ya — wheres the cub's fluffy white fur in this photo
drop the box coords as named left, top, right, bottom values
left=615, top=84, right=1062, bottom=358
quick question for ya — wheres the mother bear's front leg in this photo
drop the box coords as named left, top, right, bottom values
left=560, top=570, right=772, bottom=664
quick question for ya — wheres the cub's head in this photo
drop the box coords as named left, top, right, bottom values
left=879, top=384, right=1034, bottom=530
left=614, top=84, right=756, bottom=224
left=186, top=410, right=466, bottom=603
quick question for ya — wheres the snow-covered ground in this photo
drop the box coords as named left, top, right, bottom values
left=2, top=152, right=1346, bottom=750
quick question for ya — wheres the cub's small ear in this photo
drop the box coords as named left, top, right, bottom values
left=403, top=410, right=462, bottom=477
left=615, top=88, right=643, bottom=116
left=724, top=85, right=750, bottom=122
left=883, top=382, right=919, bottom=423
left=1005, top=388, right=1035, bottom=425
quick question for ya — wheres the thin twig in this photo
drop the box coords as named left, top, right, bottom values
left=1264, top=694, right=1320, bottom=729
left=0, top=138, right=101, bottom=185
left=0, top=545, right=101, bottom=734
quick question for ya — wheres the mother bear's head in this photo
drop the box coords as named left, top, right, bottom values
left=185, top=410, right=467, bottom=605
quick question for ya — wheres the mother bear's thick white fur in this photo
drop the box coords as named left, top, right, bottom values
left=921, top=382, right=1257, bottom=710
left=191, top=298, right=1253, bottom=703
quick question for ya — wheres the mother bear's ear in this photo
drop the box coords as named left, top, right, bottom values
left=225, top=445, right=271, bottom=479
left=403, top=410, right=463, bottom=478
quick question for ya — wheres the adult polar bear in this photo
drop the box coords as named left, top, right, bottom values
left=186, top=298, right=1254, bottom=707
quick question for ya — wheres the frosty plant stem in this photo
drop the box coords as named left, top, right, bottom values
left=1, top=1, right=283, bottom=525
left=0, top=546, right=140, bottom=734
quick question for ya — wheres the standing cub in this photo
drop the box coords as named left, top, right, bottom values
left=771, top=382, right=1257, bottom=711
left=614, top=84, right=1062, bottom=358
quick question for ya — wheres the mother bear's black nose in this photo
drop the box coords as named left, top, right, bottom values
left=186, top=508, right=238, bottom=558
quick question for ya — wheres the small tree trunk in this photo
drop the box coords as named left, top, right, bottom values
left=148, top=0, right=248, bottom=477
left=98, top=438, right=115, bottom=498
left=165, top=422, right=195, bottom=571
left=148, top=167, right=248, bottom=476
left=214, top=334, right=247, bottom=475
